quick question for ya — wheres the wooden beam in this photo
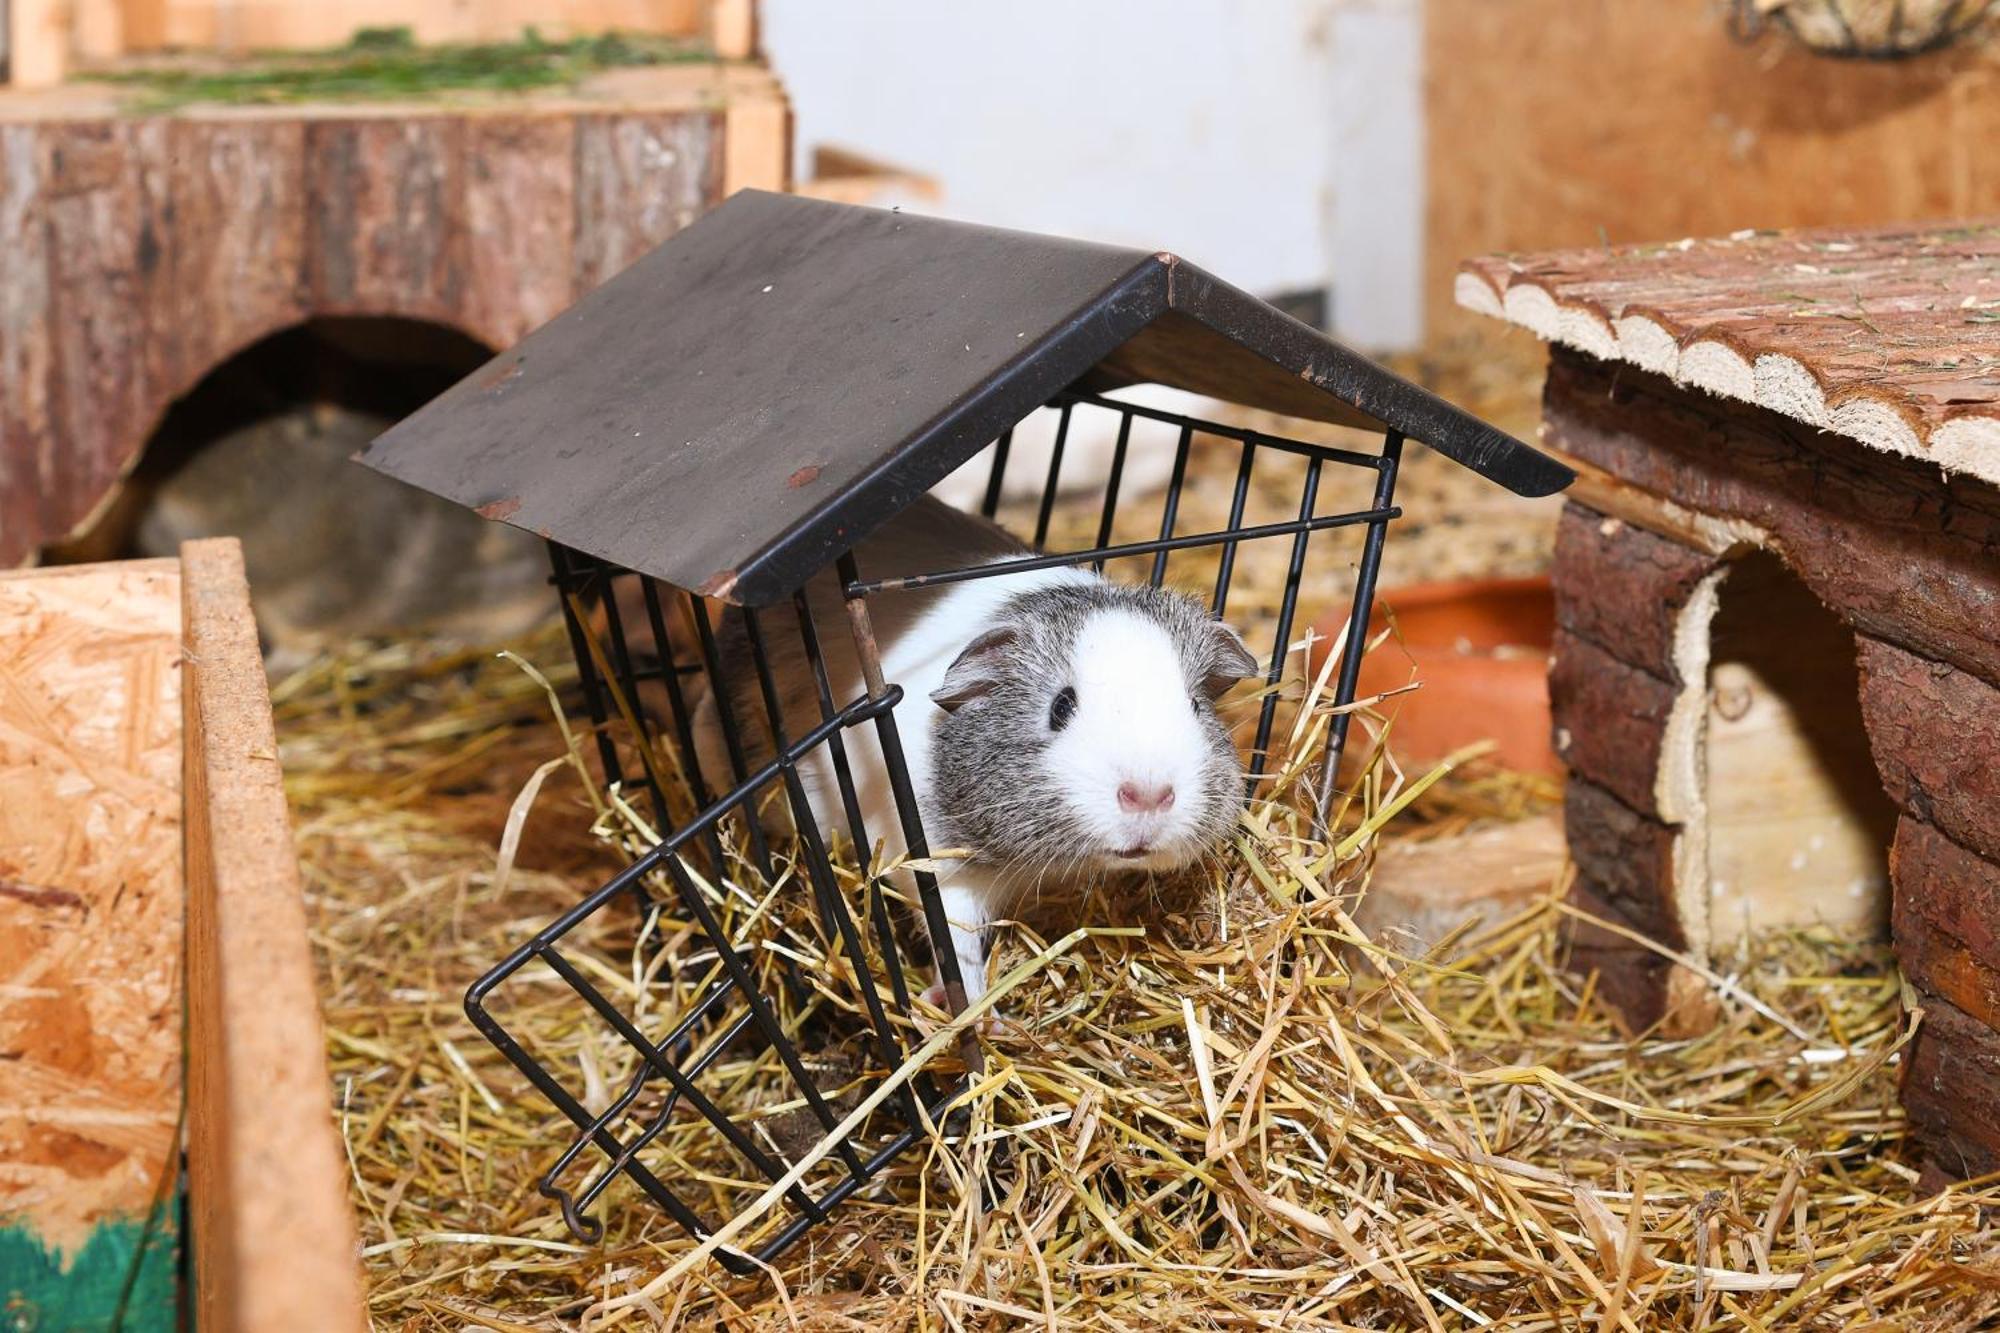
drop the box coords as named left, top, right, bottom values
left=705, top=0, right=757, bottom=60
left=181, top=537, right=368, bottom=1333
left=6, top=0, right=67, bottom=87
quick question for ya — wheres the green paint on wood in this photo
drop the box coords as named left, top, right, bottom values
left=0, top=1205, right=178, bottom=1333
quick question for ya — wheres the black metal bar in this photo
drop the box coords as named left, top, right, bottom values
left=739, top=605, right=846, bottom=952
left=1031, top=403, right=1073, bottom=549
left=640, top=579, right=712, bottom=807
left=639, top=582, right=732, bottom=876
left=1248, top=456, right=1323, bottom=788
left=651, top=848, right=872, bottom=1180
left=540, top=975, right=747, bottom=1227
left=837, top=552, right=977, bottom=1052
left=465, top=690, right=900, bottom=977
left=742, top=1073, right=971, bottom=1270
left=550, top=546, right=626, bottom=791
left=1315, top=434, right=1404, bottom=833
left=464, top=978, right=723, bottom=1247
left=735, top=602, right=886, bottom=1094
left=597, top=573, right=672, bottom=830
left=541, top=975, right=732, bottom=1183
left=1211, top=440, right=1259, bottom=617
left=688, top=598, right=774, bottom=879
left=978, top=426, right=1015, bottom=521
left=845, top=506, right=1399, bottom=597
left=1057, top=389, right=1381, bottom=469
left=1149, top=422, right=1195, bottom=586
left=565, top=1009, right=758, bottom=1226
left=791, top=590, right=874, bottom=871
left=536, top=944, right=836, bottom=1220
left=772, top=756, right=927, bottom=1136
left=788, top=592, right=928, bottom=1048
left=1090, top=410, right=1134, bottom=574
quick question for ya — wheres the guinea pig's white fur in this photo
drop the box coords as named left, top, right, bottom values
left=928, top=385, right=1223, bottom=512
left=687, top=497, right=1254, bottom=1009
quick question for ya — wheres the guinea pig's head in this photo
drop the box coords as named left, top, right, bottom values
left=929, top=582, right=1259, bottom=877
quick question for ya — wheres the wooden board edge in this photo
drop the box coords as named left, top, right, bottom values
left=181, top=537, right=369, bottom=1333
left=722, top=71, right=791, bottom=196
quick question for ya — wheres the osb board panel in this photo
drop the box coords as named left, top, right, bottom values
left=0, top=62, right=780, bottom=567
left=1427, top=1, right=2000, bottom=333
left=1458, top=219, right=2000, bottom=483
left=180, top=537, right=366, bottom=1333
left=0, top=560, right=182, bottom=1259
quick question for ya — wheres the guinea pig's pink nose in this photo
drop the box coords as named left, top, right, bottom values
left=1118, top=781, right=1176, bottom=814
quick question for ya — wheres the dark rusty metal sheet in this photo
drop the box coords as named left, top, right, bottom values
left=360, top=190, right=1570, bottom=605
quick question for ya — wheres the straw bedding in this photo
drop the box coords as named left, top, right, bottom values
left=286, top=612, right=2000, bottom=1331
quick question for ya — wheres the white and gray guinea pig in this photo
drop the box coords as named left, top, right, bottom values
left=683, top=495, right=1259, bottom=1008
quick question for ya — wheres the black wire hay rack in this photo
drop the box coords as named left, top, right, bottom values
left=360, top=192, right=1571, bottom=1273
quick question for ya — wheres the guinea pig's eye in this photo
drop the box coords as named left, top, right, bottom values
left=1189, top=693, right=1204, bottom=714
left=1048, top=685, right=1077, bottom=732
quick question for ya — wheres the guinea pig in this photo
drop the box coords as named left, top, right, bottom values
left=686, top=495, right=1258, bottom=1010
left=928, top=385, right=1224, bottom=512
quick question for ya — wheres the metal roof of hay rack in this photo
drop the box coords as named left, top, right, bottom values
left=362, top=189, right=1571, bottom=607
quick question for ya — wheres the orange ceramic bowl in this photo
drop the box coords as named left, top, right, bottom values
left=1310, top=576, right=1558, bottom=776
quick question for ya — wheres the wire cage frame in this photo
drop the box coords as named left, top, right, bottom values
left=463, top=388, right=1408, bottom=1272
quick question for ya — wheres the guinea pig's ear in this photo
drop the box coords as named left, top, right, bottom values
left=1201, top=621, right=1260, bottom=699
left=931, top=626, right=1019, bottom=713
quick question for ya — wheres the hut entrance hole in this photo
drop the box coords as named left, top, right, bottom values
left=54, top=318, right=553, bottom=664
left=1700, top=551, right=1896, bottom=949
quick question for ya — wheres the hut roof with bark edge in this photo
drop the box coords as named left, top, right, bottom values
left=1458, top=218, right=2000, bottom=486
left=361, top=189, right=1571, bottom=606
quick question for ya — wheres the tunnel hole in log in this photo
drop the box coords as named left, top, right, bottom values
left=48, top=317, right=555, bottom=664
left=1701, top=549, right=1897, bottom=951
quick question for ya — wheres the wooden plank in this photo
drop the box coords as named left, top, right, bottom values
left=305, top=116, right=469, bottom=324
left=1563, top=776, right=1683, bottom=947
left=722, top=78, right=789, bottom=196
left=1549, top=628, right=1678, bottom=818
left=0, top=122, right=55, bottom=567
left=72, top=0, right=125, bottom=62
left=1551, top=500, right=1724, bottom=676
left=164, top=117, right=311, bottom=398
left=1544, top=348, right=2000, bottom=690
left=181, top=537, right=367, bottom=1333
left=1426, top=0, right=2000, bottom=345
left=5, top=0, right=66, bottom=87
left=704, top=0, right=757, bottom=59
left=460, top=115, right=576, bottom=347
left=1545, top=452, right=1767, bottom=560
left=40, top=120, right=163, bottom=547
left=145, top=0, right=708, bottom=53
left=1857, top=635, right=2000, bottom=864
left=572, top=110, right=722, bottom=292
left=1893, top=815, right=2000, bottom=1031
left=1457, top=219, right=2000, bottom=483
left=1356, top=815, right=1564, bottom=958
left=1900, top=992, right=2000, bottom=1178
left=0, top=558, right=183, bottom=1330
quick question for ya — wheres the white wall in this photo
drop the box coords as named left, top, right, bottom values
left=761, top=0, right=1425, bottom=351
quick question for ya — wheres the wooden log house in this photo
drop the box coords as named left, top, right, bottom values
left=1459, top=219, right=2000, bottom=1181
left=0, top=0, right=786, bottom=568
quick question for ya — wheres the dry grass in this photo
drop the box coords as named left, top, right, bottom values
left=285, top=617, right=2000, bottom=1331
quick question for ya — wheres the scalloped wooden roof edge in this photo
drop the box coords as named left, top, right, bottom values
left=1457, top=219, right=2000, bottom=488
